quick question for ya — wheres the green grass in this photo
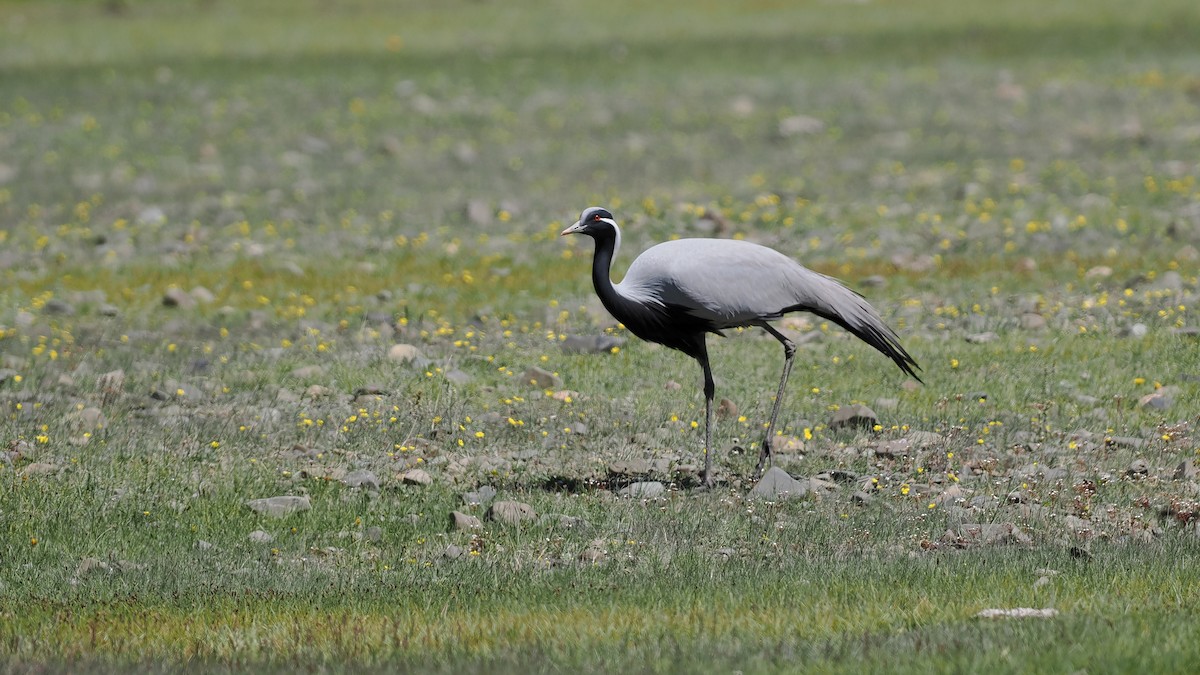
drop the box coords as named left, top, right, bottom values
left=3, top=0, right=1200, bottom=672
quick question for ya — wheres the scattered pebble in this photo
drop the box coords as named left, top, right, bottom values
left=343, top=470, right=380, bottom=490
left=560, top=334, right=624, bottom=354
left=487, top=501, right=538, bottom=525
left=977, top=608, right=1058, bottom=619
left=828, top=404, right=878, bottom=431
left=462, top=485, right=497, bottom=506
left=617, top=481, right=666, bottom=498
left=749, top=467, right=809, bottom=501
left=387, top=344, right=422, bottom=363
left=399, top=469, right=433, bottom=486
left=248, top=530, right=274, bottom=544
left=449, top=511, right=483, bottom=531
left=521, top=366, right=561, bottom=389
left=246, top=495, right=311, bottom=518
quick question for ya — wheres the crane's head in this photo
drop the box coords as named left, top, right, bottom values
left=560, top=206, right=616, bottom=237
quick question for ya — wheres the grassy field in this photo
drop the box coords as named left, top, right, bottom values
left=3, top=0, right=1200, bottom=672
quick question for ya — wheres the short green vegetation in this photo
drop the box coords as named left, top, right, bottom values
left=2, top=0, right=1199, bottom=672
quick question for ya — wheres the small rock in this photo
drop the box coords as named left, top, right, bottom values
left=161, top=287, right=195, bottom=309
left=578, top=540, right=607, bottom=564
left=399, top=469, right=433, bottom=486
left=304, top=384, right=331, bottom=398
left=977, top=608, right=1058, bottom=619
left=444, top=544, right=467, bottom=560
left=1173, top=460, right=1198, bottom=481
left=1126, top=458, right=1149, bottom=478
left=873, top=438, right=912, bottom=460
left=608, top=459, right=651, bottom=476
left=196, top=540, right=216, bottom=551
left=248, top=530, right=274, bottom=544
left=344, top=470, right=380, bottom=490
left=1129, top=323, right=1149, bottom=339
left=43, top=298, right=76, bottom=315
left=1084, top=265, right=1112, bottom=279
left=387, top=344, right=421, bottom=363
left=965, top=331, right=999, bottom=344
left=1137, top=391, right=1171, bottom=410
left=1020, top=313, right=1047, bottom=331
left=945, top=523, right=1032, bottom=547
left=487, top=501, right=537, bottom=525
left=663, top=380, right=682, bottom=390
left=560, top=334, right=625, bottom=354
left=444, top=369, right=471, bottom=385
left=521, top=366, right=561, bottom=389
left=851, top=491, right=874, bottom=505
left=364, top=526, right=383, bottom=542
left=71, top=406, right=107, bottom=431
left=617, top=481, right=666, bottom=498
left=97, top=369, right=126, bottom=395
left=76, top=557, right=112, bottom=576
left=20, top=462, right=59, bottom=477
left=462, top=485, right=497, bottom=506
left=449, top=511, right=483, bottom=531
left=748, top=467, right=809, bottom=501
left=828, top=404, right=878, bottom=431
left=246, top=495, right=311, bottom=518
left=1065, top=516, right=1093, bottom=537
left=716, top=398, right=738, bottom=420
left=190, top=286, right=216, bottom=304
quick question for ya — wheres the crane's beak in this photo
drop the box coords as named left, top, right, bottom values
left=560, top=220, right=583, bottom=236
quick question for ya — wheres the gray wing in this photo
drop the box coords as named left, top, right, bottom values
left=618, top=238, right=921, bottom=379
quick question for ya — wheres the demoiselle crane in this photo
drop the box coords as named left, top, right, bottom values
left=561, top=206, right=921, bottom=487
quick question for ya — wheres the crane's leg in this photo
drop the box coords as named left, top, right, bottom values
left=754, top=323, right=796, bottom=479
left=698, top=352, right=716, bottom=488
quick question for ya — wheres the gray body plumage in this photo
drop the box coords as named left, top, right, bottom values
left=622, top=238, right=870, bottom=327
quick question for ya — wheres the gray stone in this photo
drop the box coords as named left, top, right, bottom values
left=1138, top=391, right=1172, bottom=410
left=365, top=526, right=383, bottom=542
left=618, top=481, right=666, bottom=498
left=487, top=501, right=538, bottom=525
left=1126, top=458, right=1149, bottom=478
left=462, top=485, right=497, bottom=506
left=444, top=544, right=466, bottom=560
left=520, top=366, right=561, bottom=389
left=449, top=511, right=483, bottom=531
left=246, top=495, right=311, bottom=518
left=400, top=469, right=432, bottom=486
left=387, top=344, right=421, bottom=363
left=1173, top=460, right=1198, bottom=481
left=248, top=530, right=274, bottom=544
left=945, top=523, right=1032, bottom=547
left=851, top=491, right=874, bottom=505
left=966, top=331, right=999, bottom=344
left=609, top=459, right=652, bottom=476
left=161, top=287, right=195, bottom=309
left=828, top=404, right=878, bottom=431
left=344, top=470, right=380, bottom=490
left=20, top=462, right=59, bottom=477
left=560, top=334, right=625, bottom=354
left=43, top=298, right=76, bottom=315
left=749, top=467, right=809, bottom=501
left=1020, top=313, right=1047, bottom=330
left=444, top=369, right=471, bottom=385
